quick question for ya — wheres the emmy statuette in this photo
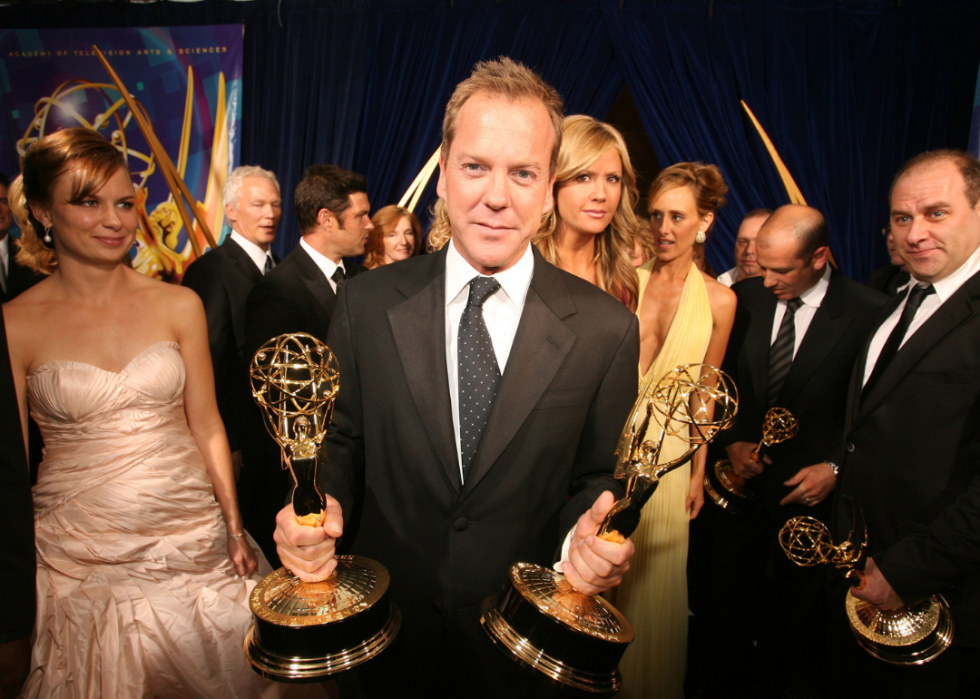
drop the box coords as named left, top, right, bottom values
left=243, top=334, right=400, bottom=682
left=779, top=514, right=953, bottom=666
left=705, top=407, right=798, bottom=513
left=481, top=364, right=738, bottom=694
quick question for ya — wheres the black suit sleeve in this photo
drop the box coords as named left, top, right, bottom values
left=0, top=315, right=35, bottom=643
left=715, top=286, right=755, bottom=450
left=558, top=314, right=638, bottom=544
left=183, top=263, right=242, bottom=451
left=317, top=285, right=363, bottom=528
left=878, top=472, right=980, bottom=606
left=244, top=277, right=307, bottom=365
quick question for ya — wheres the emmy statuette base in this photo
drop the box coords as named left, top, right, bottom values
left=480, top=563, right=634, bottom=696
left=845, top=591, right=954, bottom=666
left=244, top=556, right=401, bottom=682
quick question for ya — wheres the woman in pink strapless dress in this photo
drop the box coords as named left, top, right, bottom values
left=5, top=130, right=323, bottom=698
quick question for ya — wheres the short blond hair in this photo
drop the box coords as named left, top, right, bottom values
left=441, top=57, right=564, bottom=177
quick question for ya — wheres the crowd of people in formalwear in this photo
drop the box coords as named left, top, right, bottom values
left=1, top=57, right=979, bottom=699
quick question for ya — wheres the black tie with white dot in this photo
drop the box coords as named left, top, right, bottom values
left=458, top=276, right=501, bottom=482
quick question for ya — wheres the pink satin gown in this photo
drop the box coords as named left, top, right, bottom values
left=21, top=341, right=318, bottom=699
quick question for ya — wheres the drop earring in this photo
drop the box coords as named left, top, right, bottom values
left=43, top=227, right=53, bottom=244
left=696, top=229, right=706, bottom=245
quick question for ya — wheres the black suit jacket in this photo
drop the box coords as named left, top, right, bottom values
left=319, top=247, right=638, bottom=697
left=717, top=272, right=887, bottom=518
left=243, top=243, right=364, bottom=363
left=241, top=243, right=364, bottom=565
left=836, top=268, right=980, bottom=646
left=182, top=237, right=270, bottom=452
left=2, top=238, right=43, bottom=303
left=0, top=311, right=35, bottom=643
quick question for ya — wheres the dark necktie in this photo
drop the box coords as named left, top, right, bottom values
left=862, top=282, right=936, bottom=398
left=458, top=277, right=501, bottom=481
left=768, top=297, right=803, bottom=406
left=263, top=254, right=274, bottom=275
left=331, top=267, right=346, bottom=290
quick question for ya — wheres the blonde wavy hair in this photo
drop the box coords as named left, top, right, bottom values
left=533, top=115, right=640, bottom=311
left=7, top=175, right=56, bottom=275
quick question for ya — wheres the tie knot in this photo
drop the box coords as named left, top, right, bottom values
left=331, top=267, right=346, bottom=286
left=906, top=282, right=935, bottom=309
left=467, top=277, right=500, bottom=307
left=786, top=297, right=804, bottom=313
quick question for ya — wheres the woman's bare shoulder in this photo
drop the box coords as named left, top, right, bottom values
left=702, top=271, right=737, bottom=314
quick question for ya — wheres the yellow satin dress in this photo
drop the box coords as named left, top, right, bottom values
left=610, top=260, right=712, bottom=699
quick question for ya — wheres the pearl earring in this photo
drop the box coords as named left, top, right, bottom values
left=43, top=227, right=53, bottom=244
left=696, top=230, right=706, bottom=245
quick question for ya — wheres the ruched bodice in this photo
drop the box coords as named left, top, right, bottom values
left=20, top=342, right=316, bottom=699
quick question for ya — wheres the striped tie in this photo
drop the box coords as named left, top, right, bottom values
left=768, top=297, right=803, bottom=406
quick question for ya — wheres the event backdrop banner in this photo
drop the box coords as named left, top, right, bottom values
left=0, top=25, right=243, bottom=282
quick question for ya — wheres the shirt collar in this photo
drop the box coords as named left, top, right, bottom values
left=445, top=238, right=534, bottom=309
left=229, top=230, right=271, bottom=272
left=300, top=237, right=344, bottom=280
left=917, top=242, right=980, bottom=303
left=795, top=264, right=831, bottom=309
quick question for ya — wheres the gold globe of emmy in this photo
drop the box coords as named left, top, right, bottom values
left=243, top=334, right=400, bottom=682
left=778, top=515, right=953, bottom=666
left=480, top=364, right=738, bottom=694
left=704, top=406, right=798, bottom=513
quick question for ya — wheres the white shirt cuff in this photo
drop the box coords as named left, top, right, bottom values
left=553, top=525, right=577, bottom=574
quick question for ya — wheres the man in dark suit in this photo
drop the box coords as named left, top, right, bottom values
left=0, top=312, right=35, bottom=699
left=704, top=205, right=887, bottom=697
left=0, top=173, right=43, bottom=303
left=866, top=223, right=912, bottom=296
left=835, top=150, right=980, bottom=697
left=272, top=59, right=638, bottom=698
left=182, top=166, right=281, bottom=482
left=242, top=164, right=372, bottom=566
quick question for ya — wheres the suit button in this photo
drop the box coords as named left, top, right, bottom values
left=846, top=442, right=855, bottom=452
left=432, top=601, right=445, bottom=614
left=454, top=517, right=468, bottom=532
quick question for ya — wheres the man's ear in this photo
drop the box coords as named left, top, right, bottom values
left=436, top=152, right=447, bottom=201
left=224, top=202, right=238, bottom=226
left=812, top=245, right=830, bottom=270
left=316, top=207, right=334, bottom=231
left=542, top=172, right=556, bottom=216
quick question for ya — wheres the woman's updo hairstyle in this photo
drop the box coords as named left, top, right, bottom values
left=17, top=127, right=129, bottom=275
left=648, top=162, right=728, bottom=237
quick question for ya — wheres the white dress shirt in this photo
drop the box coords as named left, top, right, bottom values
left=444, top=239, right=533, bottom=477
left=863, top=243, right=980, bottom=386
left=769, top=265, right=831, bottom=358
left=229, top=230, right=274, bottom=274
left=300, top=237, right=345, bottom=292
left=716, top=266, right=739, bottom=288
left=0, top=235, right=9, bottom=290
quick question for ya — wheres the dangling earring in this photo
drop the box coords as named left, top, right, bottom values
left=696, top=229, right=706, bottom=245
left=43, top=227, right=53, bottom=244
left=548, top=212, right=555, bottom=229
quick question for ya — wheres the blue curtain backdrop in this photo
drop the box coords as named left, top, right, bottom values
left=603, top=0, right=980, bottom=278
left=2, top=0, right=979, bottom=280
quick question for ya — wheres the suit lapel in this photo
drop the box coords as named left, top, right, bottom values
left=778, top=271, right=848, bottom=406
left=387, top=251, right=461, bottom=491
left=858, top=275, right=980, bottom=421
left=746, top=290, right=776, bottom=406
left=226, top=238, right=262, bottom=286
left=458, top=254, right=577, bottom=504
left=293, top=246, right=338, bottom=319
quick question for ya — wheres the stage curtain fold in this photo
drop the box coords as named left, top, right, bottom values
left=603, top=0, right=980, bottom=280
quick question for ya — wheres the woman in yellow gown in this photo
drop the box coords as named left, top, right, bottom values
left=611, top=163, right=736, bottom=698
